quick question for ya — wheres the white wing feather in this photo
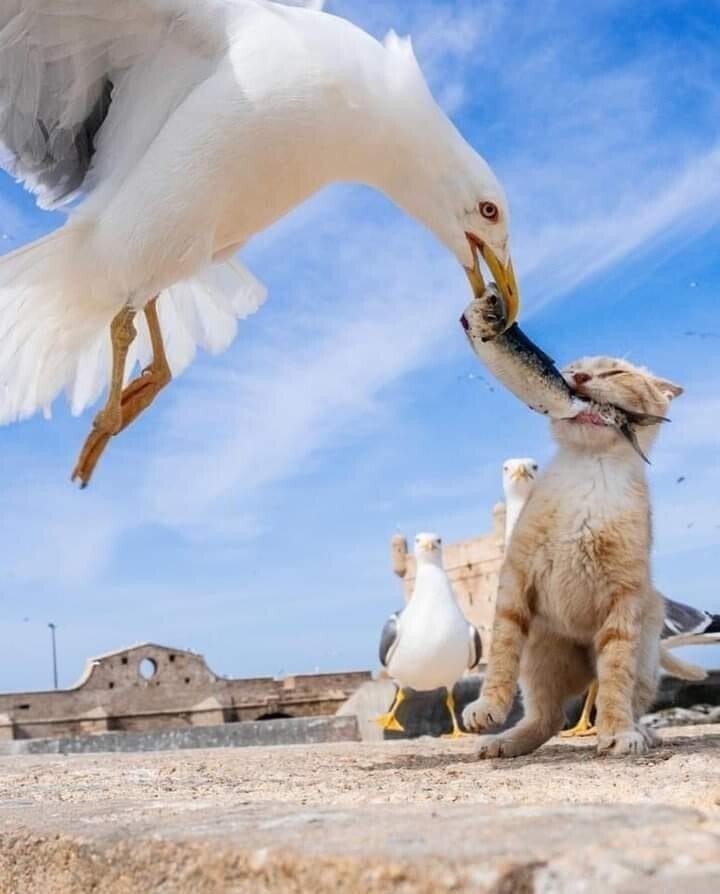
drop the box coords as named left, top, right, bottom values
left=0, top=1, right=339, bottom=420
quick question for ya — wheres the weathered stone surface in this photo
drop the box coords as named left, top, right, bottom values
left=0, top=715, right=360, bottom=755
left=0, top=725, right=717, bottom=892
left=0, top=713, right=14, bottom=741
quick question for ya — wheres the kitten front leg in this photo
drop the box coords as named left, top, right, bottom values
left=594, top=603, right=646, bottom=756
left=463, top=563, right=530, bottom=733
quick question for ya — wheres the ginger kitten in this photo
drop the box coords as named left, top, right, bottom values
left=463, top=356, right=683, bottom=757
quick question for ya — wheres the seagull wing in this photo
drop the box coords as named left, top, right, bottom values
left=0, top=1, right=325, bottom=418
left=379, top=609, right=403, bottom=668
left=662, top=596, right=718, bottom=638
left=468, top=625, right=482, bottom=670
left=0, top=1, right=323, bottom=208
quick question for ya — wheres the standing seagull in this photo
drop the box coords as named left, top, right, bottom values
left=0, top=1, right=518, bottom=485
left=502, top=457, right=539, bottom=542
left=378, top=532, right=482, bottom=738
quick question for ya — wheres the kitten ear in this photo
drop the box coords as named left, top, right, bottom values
left=653, top=378, right=684, bottom=400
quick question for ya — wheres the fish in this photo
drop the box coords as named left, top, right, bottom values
left=459, top=284, right=668, bottom=463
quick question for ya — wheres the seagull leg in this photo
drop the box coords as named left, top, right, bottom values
left=375, top=687, right=406, bottom=732
left=71, top=297, right=171, bottom=487
left=442, top=690, right=468, bottom=739
left=71, top=305, right=137, bottom=487
left=560, top=680, right=598, bottom=738
left=112, top=296, right=171, bottom=432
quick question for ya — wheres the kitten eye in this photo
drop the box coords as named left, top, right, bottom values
left=479, top=201, right=499, bottom=222
left=598, top=370, right=626, bottom=378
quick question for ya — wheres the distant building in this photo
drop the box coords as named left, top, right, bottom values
left=391, top=502, right=506, bottom=660
left=0, top=643, right=370, bottom=741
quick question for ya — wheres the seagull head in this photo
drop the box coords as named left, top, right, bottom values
left=414, top=531, right=443, bottom=566
left=502, top=458, right=539, bottom=503
left=460, top=187, right=518, bottom=330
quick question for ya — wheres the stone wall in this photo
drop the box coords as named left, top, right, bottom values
left=0, top=643, right=370, bottom=741
left=390, top=502, right=506, bottom=659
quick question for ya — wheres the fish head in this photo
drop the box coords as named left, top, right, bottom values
left=464, top=229, right=519, bottom=331
left=460, top=284, right=509, bottom=342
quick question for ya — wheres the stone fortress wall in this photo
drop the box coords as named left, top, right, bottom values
left=0, top=643, right=370, bottom=741
left=0, top=502, right=507, bottom=742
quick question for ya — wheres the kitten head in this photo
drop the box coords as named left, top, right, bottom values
left=551, top=356, right=683, bottom=458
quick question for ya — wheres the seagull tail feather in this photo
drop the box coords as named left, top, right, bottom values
left=67, top=256, right=268, bottom=418
left=0, top=225, right=268, bottom=422
left=659, top=644, right=708, bottom=682
left=0, top=222, right=116, bottom=424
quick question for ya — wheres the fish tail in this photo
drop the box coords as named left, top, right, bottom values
left=622, top=408, right=670, bottom=427
left=619, top=423, right=651, bottom=463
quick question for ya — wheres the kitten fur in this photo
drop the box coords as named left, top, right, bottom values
left=463, top=356, right=683, bottom=757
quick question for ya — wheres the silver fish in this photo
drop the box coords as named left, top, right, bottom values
left=460, top=284, right=668, bottom=463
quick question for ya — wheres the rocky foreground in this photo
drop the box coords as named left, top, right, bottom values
left=1, top=725, right=719, bottom=893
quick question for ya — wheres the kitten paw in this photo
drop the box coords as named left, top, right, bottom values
left=597, top=729, right=649, bottom=756
left=462, top=696, right=508, bottom=732
left=475, top=735, right=509, bottom=759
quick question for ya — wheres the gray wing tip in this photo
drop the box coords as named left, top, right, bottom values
left=379, top=611, right=401, bottom=667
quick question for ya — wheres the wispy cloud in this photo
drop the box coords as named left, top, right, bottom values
left=1, top=1, right=719, bottom=688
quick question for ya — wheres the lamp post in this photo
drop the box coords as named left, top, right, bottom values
left=48, top=622, right=58, bottom=690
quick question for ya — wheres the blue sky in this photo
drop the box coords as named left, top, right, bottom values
left=1, top=0, right=719, bottom=691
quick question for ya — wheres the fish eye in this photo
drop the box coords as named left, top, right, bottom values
left=479, top=201, right=499, bottom=222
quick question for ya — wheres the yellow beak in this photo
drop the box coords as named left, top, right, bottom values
left=510, top=466, right=533, bottom=482
left=464, top=234, right=520, bottom=330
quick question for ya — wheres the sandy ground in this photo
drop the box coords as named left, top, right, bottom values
left=1, top=724, right=718, bottom=812
left=1, top=726, right=719, bottom=892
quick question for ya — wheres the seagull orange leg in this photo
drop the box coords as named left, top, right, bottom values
left=71, top=297, right=171, bottom=487
left=442, top=690, right=468, bottom=739
left=376, top=687, right=406, bottom=732
left=71, top=305, right=137, bottom=487
left=561, top=680, right=598, bottom=738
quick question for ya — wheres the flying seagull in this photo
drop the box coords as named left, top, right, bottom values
left=378, top=532, right=482, bottom=738
left=0, top=0, right=518, bottom=486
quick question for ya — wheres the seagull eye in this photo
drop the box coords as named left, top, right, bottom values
left=480, top=201, right=499, bottom=222
left=532, top=464, right=538, bottom=470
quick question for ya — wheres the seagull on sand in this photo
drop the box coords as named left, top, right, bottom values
left=0, top=0, right=518, bottom=486
left=377, top=532, right=482, bottom=738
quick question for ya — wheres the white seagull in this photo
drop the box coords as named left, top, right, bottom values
left=501, top=457, right=539, bottom=542
left=0, top=0, right=518, bottom=486
left=378, top=532, right=482, bottom=738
